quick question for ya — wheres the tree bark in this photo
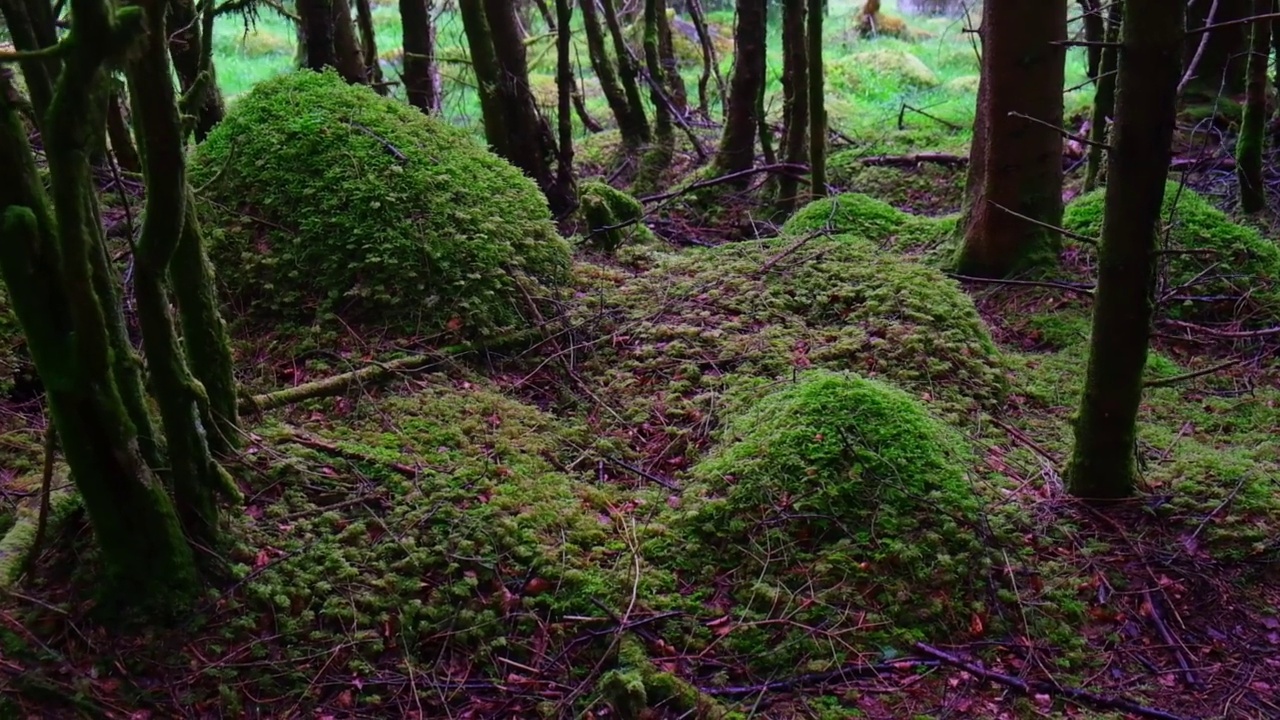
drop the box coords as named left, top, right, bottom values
left=954, top=0, right=1067, bottom=277
left=777, top=0, right=808, bottom=213
left=1182, top=0, right=1248, bottom=97
left=1, top=0, right=200, bottom=605
left=808, top=0, right=825, bottom=197
left=1084, top=0, right=1121, bottom=192
left=167, top=0, right=226, bottom=141
left=297, top=0, right=340, bottom=72
left=713, top=0, right=767, bottom=181
left=332, top=0, right=369, bottom=84
left=555, top=0, right=577, bottom=207
left=1068, top=0, right=1184, bottom=500
left=401, top=0, right=440, bottom=113
left=1236, top=1, right=1270, bottom=212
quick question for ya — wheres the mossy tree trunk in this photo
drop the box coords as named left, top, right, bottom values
left=687, top=0, right=724, bottom=116
left=1067, top=0, right=1184, bottom=500
left=808, top=0, right=825, bottom=197
left=401, top=0, right=440, bottom=113
left=167, top=0, right=226, bottom=141
left=106, top=86, right=142, bottom=173
left=1236, top=1, right=1270, bottom=213
left=0, top=0, right=200, bottom=605
left=0, top=0, right=61, bottom=129
left=126, top=0, right=233, bottom=547
left=1084, top=0, right=1121, bottom=192
left=712, top=0, right=766, bottom=183
left=777, top=0, right=808, bottom=214
left=1181, top=0, right=1248, bottom=98
left=601, top=0, right=652, bottom=151
left=954, top=0, right=1066, bottom=278
left=635, top=0, right=676, bottom=193
left=474, top=0, right=576, bottom=215
left=554, top=0, right=576, bottom=200
left=582, top=0, right=650, bottom=150
left=459, top=0, right=511, bottom=157
left=656, top=0, right=688, bottom=112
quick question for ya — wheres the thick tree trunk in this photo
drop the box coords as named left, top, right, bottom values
left=777, top=0, right=808, bottom=213
left=168, top=0, right=226, bottom=141
left=332, top=0, right=370, bottom=84
left=808, top=0, right=825, bottom=197
left=1236, top=2, right=1270, bottom=212
left=298, top=0, right=340, bottom=72
left=1067, top=0, right=1184, bottom=500
left=1084, top=0, right=1121, bottom=192
left=459, top=0, right=511, bottom=156
left=713, top=0, right=767, bottom=181
left=954, top=0, right=1067, bottom=277
left=401, top=0, right=440, bottom=113
left=1182, top=0, right=1248, bottom=97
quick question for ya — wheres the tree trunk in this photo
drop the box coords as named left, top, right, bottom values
left=353, top=0, right=386, bottom=91
left=656, top=0, right=688, bottom=112
left=1182, top=0, right=1248, bottom=97
left=713, top=0, right=767, bottom=182
left=1067, top=0, right=1184, bottom=500
left=1236, top=1, right=1270, bottom=212
left=167, top=0, right=226, bottom=141
left=635, top=0, right=676, bottom=192
left=954, top=0, right=1067, bottom=278
left=332, top=0, right=370, bottom=84
left=459, top=0, right=511, bottom=156
left=601, top=0, right=652, bottom=148
left=0, top=0, right=62, bottom=130
left=0, top=2, right=200, bottom=605
left=533, top=0, right=556, bottom=30
left=1078, top=0, right=1104, bottom=81
left=1084, top=0, right=1122, bottom=192
left=582, top=0, right=643, bottom=146
left=401, top=0, right=440, bottom=113
left=687, top=0, right=725, bottom=116
left=555, top=0, right=577, bottom=207
left=106, top=88, right=142, bottom=173
left=808, top=0, right=825, bottom=197
left=297, top=0, right=340, bottom=72
left=777, top=0, right=808, bottom=213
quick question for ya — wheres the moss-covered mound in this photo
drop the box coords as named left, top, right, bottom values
left=829, top=49, right=940, bottom=90
left=669, top=371, right=987, bottom=636
left=579, top=180, right=653, bottom=253
left=827, top=154, right=966, bottom=217
left=1062, top=183, right=1280, bottom=323
left=781, top=193, right=956, bottom=259
left=190, top=69, right=571, bottom=336
left=571, top=235, right=1004, bottom=465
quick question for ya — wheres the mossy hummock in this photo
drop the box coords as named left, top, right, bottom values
left=190, top=69, right=572, bottom=337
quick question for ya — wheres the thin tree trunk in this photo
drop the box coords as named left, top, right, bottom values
left=0, top=0, right=61, bottom=129
left=601, top=0, right=652, bottom=146
left=332, top=0, right=370, bottom=84
left=687, top=0, right=725, bottom=116
left=298, top=0, right=340, bottom=72
left=777, top=0, right=808, bottom=213
left=1084, top=0, right=1122, bottom=192
left=354, top=0, right=386, bottom=91
left=555, top=0, right=577, bottom=208
left=713, top=0, right=767, bottom=180
left=401, top=0, right=440, bottom=112
left=1078, top=0, right=1104, bottom=81
left=808, top=0, right=825, bottom=197
left=1236, top=0, right=1270, bottom=212
left=1068, top=0, right=1184, bottom=500
left=1181, top=0, right=1247, bottom=97
left=656, top=0, right=688, bottom=112
left=533, top=0, right=556, bottom=30
left=168, top=0, right=226, bottom=141
left=636, top=0, right=676, bottom=192
left=106, top=89, right=141, bottom=173
left=459, top=0, right=511, bottom=156
left=954, top=0, right=1067, bottom=277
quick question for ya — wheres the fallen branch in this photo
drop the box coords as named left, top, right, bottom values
left=1141, top=589, right=1201, bottom=689
left=272, top=426, right=422, bottom=478
left=639, top=163, right=810, bottom=205
left=1162, top=319, right=1280, bottom=340
left=913, top=642, right=1192, bottom=720
left=947, top=273, right=1096, bottom=299
left=239, top=330, right=539, bottom=415
left=1144, top=358, right=1242, bottom=388
left=702, top=659, right=939, bottom=696
left=601, top=456, right=680, bottom=491
left=859, top=152, right=969, bottom=168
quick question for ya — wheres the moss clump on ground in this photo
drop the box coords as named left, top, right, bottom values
left=671, top=371, right=988, bottom=637
left=781, top=193, right=956, bottom=260
left=190, top=69, right=571, bottom=337
left=829, top=49, right=940, bottom=90
left=1062, top=183, right=1280, bottom=324
left=827, top=154, right=966, bottom=217
left=579, top=180, right=654, bottom=253
left=571, top=234, right=1005, bottom=468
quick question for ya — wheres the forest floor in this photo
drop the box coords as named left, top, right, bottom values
left=3, top=3, right=1280, bottom=719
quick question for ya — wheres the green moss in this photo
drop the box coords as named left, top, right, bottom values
left=1062, top=183, right=1280, bottom=323
left=826, top=155, right=966, bottom=217
left=829, top=49, right=940, bottom=90
left=657, top=372, right=988, bottom=664
left=0, top=284, right=22, bottom=398
left=190, top=69, right=572, bottom=338
left=781, top=193, right=957, bottom=260
left=571, top=234, right=1005, bottom=470
left=578, top=180, right=654, bottom=253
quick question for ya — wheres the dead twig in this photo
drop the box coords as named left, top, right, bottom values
left=1141, top=588, right=1202, bottom=689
